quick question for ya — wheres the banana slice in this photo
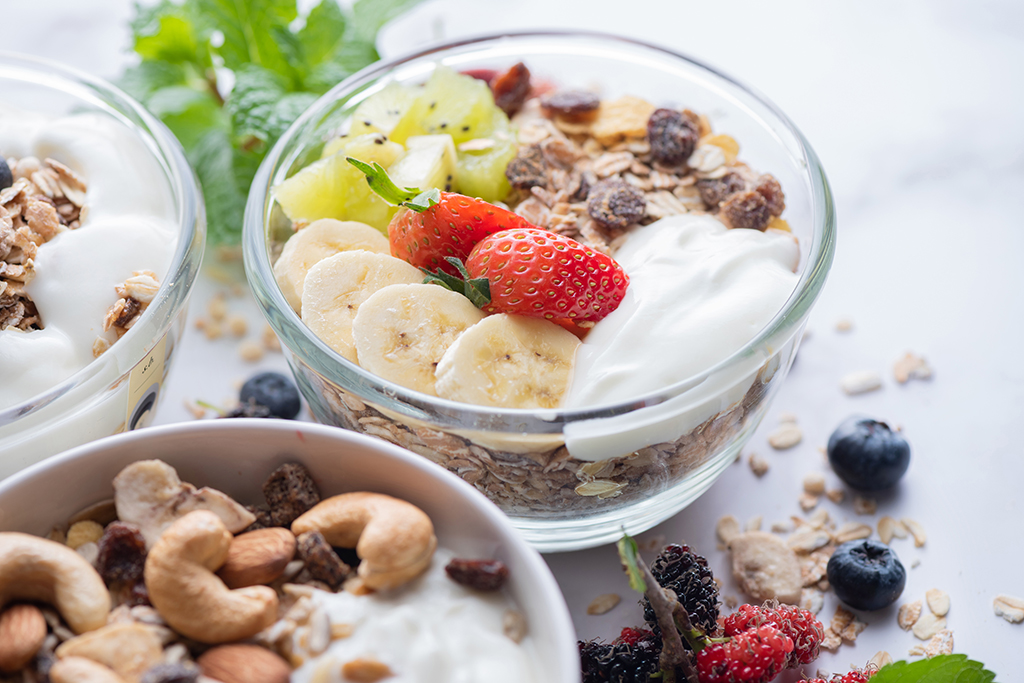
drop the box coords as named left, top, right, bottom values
left=435, top=314, right=581, bottom=409
left=301, top=251, right=422, bottom=361
left=352, top=283, right=486, bottom=396
left=273, top=218, right=390, bottom=312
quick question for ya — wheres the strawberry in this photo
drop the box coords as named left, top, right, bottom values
left=465, top=228, right=629, bottom=324
left=347, top=158, right=535, bottom=276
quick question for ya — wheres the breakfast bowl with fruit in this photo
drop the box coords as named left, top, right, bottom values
left=0, top=419, right=577, bottom=681
left=0, top=54, right=205, bottom=478
left=243, top=32, right=836, bottom=550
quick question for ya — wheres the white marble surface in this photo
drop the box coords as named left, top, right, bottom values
left=7, top=1, right=1024, bottom=678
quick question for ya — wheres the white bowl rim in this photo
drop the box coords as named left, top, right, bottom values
left=0, top=418, right=579, bottom=681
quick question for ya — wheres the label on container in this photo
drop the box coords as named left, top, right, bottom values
left=126, top=335, right=167, bottom=431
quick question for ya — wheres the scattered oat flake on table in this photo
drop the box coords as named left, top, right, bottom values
left=768, top=422, right=802, bottom=450
left=239, top=339, right=264, bottom=362
left=745, top=515, right=762, bottom=532
left=912, top=612, right=946, bottom=640
left=787, top=527, right=831, bottom=554
left=893, top=352, right=933, bottom=384
left=993, top=594, right=1024, bottom=623
left=716, top=515, right=741, bottom=544
left=841, top=370, right=883, bottom=395
left=798, top=493, right=819, bottom=512
left=586, top=593, right=621, bottom=615
left=910, top=629, right=954, bottom=658
left=208, top=293, right=227, bottom=321
left=898, top=600, right=922, bottom=630
left=926, top=588, right=950, bottom=617
left=825, top=488, right=845, bottom=504
left=853, top=495, right=877, bottom=515
left=778, top=411, right=798, bottom=423
left=870, top=650, right=894, bottom=668
left=833, top=522, right=872, bottom=544
left=840, top=614, right=868, bottom=642
left=901, top=517, right=927, bottom=546
left=227, top=313, right=247, bottom=337
left=835, top=318, right=854, bottom=332
left=748, top=453, right=770, bottom=477
left=803, top=473, right=826, bottom=495
left=800, top=588, right=825, bottom=614
left=820, top=627, right=842, bottom=652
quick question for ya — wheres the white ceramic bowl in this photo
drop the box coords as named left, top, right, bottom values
left=0, top=419, right=579, bottom=682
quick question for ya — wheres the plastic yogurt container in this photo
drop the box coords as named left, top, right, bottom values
left=0, top=53, right=204, bottom=478
left=244, top=32, right=835, bottom=551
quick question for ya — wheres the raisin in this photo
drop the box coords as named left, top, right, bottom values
left=755, top=174, right=786, bottom=217
left=540, top=90, right=600, bottom=120
left=96, top=522, right=147, bottom=584
left=141, top=662, right=200, bottom=683
left=505, top=145, right=547, bottom=190
left=586, top=179, right=646, bottom=231
left=697, top=172, right=746, bottom=208
left=445, top=558, right=509, bottom=591
left=565, top=170, right=592, bottom=203
left=647, top=108, right=699, bottom=165
left=720, top=190, right=772, bottom=231
left=262, top=463, right=321, bottom=528
left=491, top=62, right=531, bottom=117
left=112, top=297, right=141, bottom=328
left=296, top=531, right=351, bottom=590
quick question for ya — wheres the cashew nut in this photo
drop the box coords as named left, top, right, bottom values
left=55, top=622, right=162, bottom=683
left=50, top=656, right=127, bottom=683
left=144, top=511, right=278, bottom=644
left=291, top=493, right=437, bottom=590
left=0, top=532, right=110, bottom=634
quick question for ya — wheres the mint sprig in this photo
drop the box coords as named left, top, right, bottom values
left=421, top=258, right=491, bottom=308
left=119, top=0, right=423, bottom=246
left=346, top=158, right=441, bottom=212
left=872, top=655, right=997, bottom=683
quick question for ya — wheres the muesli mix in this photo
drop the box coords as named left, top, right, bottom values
left=0, top=460, right=533, bottom=682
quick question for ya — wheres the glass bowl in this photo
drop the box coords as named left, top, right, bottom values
left=244, top=32, right=835, bottom=551
left=0, top=53, right=205, bottom=478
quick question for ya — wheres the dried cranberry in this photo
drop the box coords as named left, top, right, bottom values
left=755, top=174, right=786, bottom=217
left=505, top=145, right=547, bottom=190
left=540, top=90, right=600, bottom=120
left=586, top=179, right=646, bottom=231
left=296, top=531, right=351, bottom=589
left=491, top=62, right=531, bottom=117
left=262, top=462, right=321, bottom=527
left=697, top=172, right=746, bottom=208
left=647, top=109, right=699, bottom=165
left=720, top=190, right=772, bottom=231
left=445, top=558, right=509, bottom=591
left=96, top=521, right=147, bottom=584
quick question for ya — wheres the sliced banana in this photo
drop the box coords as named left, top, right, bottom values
left=273, top=218, right=390, bottom=312
left=301, top=251, right=422, bottom=361
left=435, top=314, right=581, bottom=409
left=352, top=283, right=486, bottom=396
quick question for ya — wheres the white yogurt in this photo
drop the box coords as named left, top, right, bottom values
left=563, top=214, right=799, bottom=460
left=293, top=548, right=538, bottom=683
left=0, top=110, right=178, bottom=410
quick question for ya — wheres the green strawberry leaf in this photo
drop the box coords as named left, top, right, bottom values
left=616, top=533, right=646, bottom=593
left=872, top=655, right=997, bottom=683
left=346, top=158, right=441, bottom=212
left=421, top=258, right=491, bottom=308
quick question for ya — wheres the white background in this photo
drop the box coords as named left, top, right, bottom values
left=7, top=1, right=1024, bottom=678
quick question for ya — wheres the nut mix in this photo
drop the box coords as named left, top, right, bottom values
left=0, top=460, right=522, bottom=681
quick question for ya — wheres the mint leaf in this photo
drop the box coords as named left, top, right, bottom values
left=296, top=0, right=347, bottom=68
left=146, top=86, right=227, bottom=149
left=616, top=534, right=646, bottom=593
left=192, top=0, right=299, bottom=85
left=872, top=655, right=997, bottom=683
left=118, top=60, right=188, bottom=102
left=349, top=0, right=422, bottom=44
left=187, top=128, right=247, bottom=246
left=226, top=66, right=316, bottom=149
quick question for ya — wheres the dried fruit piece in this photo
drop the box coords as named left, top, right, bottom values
left=295, top=530, right=351, bottom=589
left=586, top=593, right=621, bottom=615
left=140, top=662, right=200, bottom=683
left=96, top=522, right=147, bottom=585
left=504, top=144, right=547, bottom=190
left=586, top=179, right=645, bottom=230
left=262, top=463, right=321, bottom=528
left=541, top=89, right=600, bottom=120
left=719, top=190, right=772, bottom=231
left=491, top=62, right=531, bottom=116
left=445, top=558, right=510, bottom=591
left=754, top=174, right=786, bottom=217
left=646, top=109, right=699, bottom=165
left=697, top=172, right=745, bottom=207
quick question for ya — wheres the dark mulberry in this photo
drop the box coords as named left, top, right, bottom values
left=586, top=179, right=645, bottom=231
left=720, top=190, right=772, bottom=231
left=696, top=172, right=746, bottom=208
left=647, top=109, right=699, bottom=165
left=642, top=544, right=720, bottom=641
left=579, top=628, right=662, bottom=683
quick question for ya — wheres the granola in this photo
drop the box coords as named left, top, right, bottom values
left=0, top=156, right=86, bottom=331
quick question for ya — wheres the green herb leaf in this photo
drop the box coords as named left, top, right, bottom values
left=187, top=128, right=248, bottom=246
left=118, top=60, right=189, bottom=102
left=296, top=0, right=347, bottom=69
left=616, top=534, right=646, bottom=593
left=349, top=0, right=422, bottom=44
left=192, top=0, right=299, bottom=84
left=346, top=158, right=440, bottom=211
left=146, top=86, right=227, bottom=150
left=871, top=655, right=997, bottom=683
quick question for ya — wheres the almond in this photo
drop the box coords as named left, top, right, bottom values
left=0, top=604, right=46, bottom=673
left=217, top=528, right=296, bottom=589
left=198, top=644, right=290, bottom=683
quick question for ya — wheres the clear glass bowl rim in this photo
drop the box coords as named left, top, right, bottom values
left=244, top=30, right=836, bottom=429
left=0, top=51, right=205, bottom=427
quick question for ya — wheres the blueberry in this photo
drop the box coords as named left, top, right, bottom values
left=827, top=416, right=910, bottom=491
left=0, top=157, right=12, bottom=191
left=827, top=539, right=906, bottom=611
left=239, top=372, right=301, bottom=419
